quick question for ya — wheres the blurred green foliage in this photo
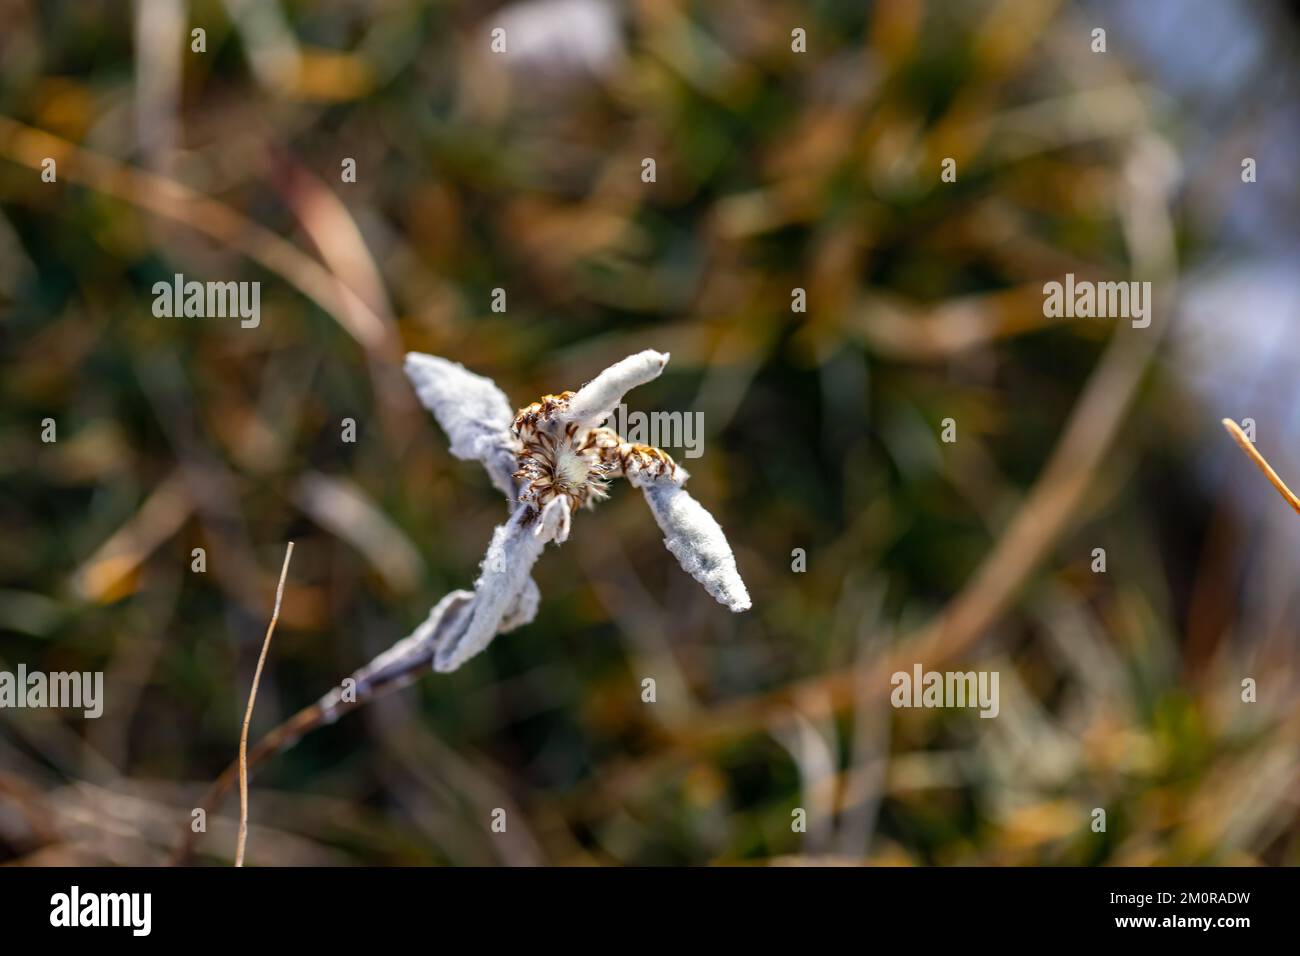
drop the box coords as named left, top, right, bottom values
left=1, top=0, right=1298, bottom=866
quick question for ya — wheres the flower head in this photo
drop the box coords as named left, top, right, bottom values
left=404, top=349, right=751, bottom=672
left=512, top=393, right=615, bottom=519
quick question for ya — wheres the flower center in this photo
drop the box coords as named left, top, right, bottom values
left=512, top=396, right=614, bottom=513
left=552, top=445, right=592, bottom=494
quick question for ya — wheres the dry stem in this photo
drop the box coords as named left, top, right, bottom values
left=1222, top=419, right=1300, bottom=516
left=235, top=542, right=294, bottom=867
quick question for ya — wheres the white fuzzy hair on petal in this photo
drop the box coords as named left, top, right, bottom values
left=498, top=575, right=541, bottom=633
left=640, top=479, right=751, bottom=612
left=435, top=504, right=550, bottom=672
left=562, top=350, right=669, bottom=429
left=321, top=589, right=476, bottom=721
left=404, top=353, right=520, bottom=499
left=535, top=494, right=572, bottom=543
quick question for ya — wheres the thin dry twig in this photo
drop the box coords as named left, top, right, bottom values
left=236, top=542, right=294, bottom=868
left=1222, top=418, right=1300, bottom=516
left=170, top=615, right=437, bottom=865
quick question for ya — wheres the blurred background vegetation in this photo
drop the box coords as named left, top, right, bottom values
left=2, top=0, right=1299, bottom=865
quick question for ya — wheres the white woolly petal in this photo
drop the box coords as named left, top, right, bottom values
left=404, top=352, right=520, bottom=498
left=411, top=589, right=478, bottom=656
left=536, top=494, right=572, bottom=543
left=499, top=575, right=541, bottom=633
left=562, top=350, right=669, bottom=428
left=641, top=480, right=751, bottom=612
left=624, top=452, right=689, bottom=489
left=435, top=505, right=550, bottom=672
left=343, top=589, right=475, bottom=699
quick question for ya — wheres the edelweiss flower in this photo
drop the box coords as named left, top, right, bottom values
left=403, top=349, right=751, bottom=672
